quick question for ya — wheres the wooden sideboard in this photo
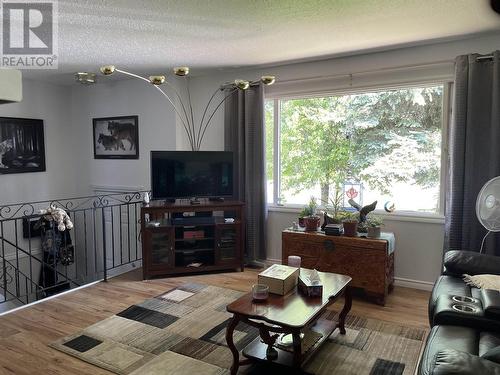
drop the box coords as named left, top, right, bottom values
left=282, top=229, right=394, bottom=305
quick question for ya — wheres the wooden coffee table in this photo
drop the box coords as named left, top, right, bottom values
left=225, top=269, right=352, bottom=374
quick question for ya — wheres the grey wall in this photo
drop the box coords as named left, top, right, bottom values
left=70, top=79, right=177, bottom=194
left=0, top=80, right=74, bottom=204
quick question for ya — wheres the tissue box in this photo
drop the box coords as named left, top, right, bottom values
left=298, top=271, right=323, bottom=298
left=258, top=264, right=299, bottom=295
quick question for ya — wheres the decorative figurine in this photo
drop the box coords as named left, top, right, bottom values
left=348, top=199, right=377, bottom=223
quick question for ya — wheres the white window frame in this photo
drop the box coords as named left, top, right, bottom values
left=266, top=81, right=453, bottom=221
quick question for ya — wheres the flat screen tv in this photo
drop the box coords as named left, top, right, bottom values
left=151, top=151, right=234, bottom=200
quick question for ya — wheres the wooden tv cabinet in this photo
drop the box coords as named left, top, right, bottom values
left=282, top=229, right=394, bottom=305
left=140, top=200, right=245, bottom=279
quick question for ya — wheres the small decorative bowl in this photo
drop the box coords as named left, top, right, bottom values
left=252, top=284, right=269, bottom=302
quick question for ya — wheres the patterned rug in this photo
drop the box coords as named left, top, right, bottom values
left=50, top=283, right=427, bottom=375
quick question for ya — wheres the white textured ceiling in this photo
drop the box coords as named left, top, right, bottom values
left=22, top=0, right=500, bottom=83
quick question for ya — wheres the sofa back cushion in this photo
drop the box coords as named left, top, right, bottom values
left=443, top=251, right=500, bottom=276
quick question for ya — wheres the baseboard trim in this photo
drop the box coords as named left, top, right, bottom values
left=264, top=258, right=281, bottom=265
left=0, top=279, right=101, bottom=317
left=264, top=258, right=435, bottom=291
left=394, top=277, right=434, bottom=291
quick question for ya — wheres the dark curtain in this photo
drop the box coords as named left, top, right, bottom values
left=445, top=51, right=500, bottom=255
left=224, top=84, right=267, bottom=262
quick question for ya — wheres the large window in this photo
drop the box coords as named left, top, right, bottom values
left=265, top=84, right=447, bottom=214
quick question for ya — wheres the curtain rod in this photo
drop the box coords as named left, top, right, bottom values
left=477, top=55, right=493, bottom=61
left=267, top=60, right=453, bottom=86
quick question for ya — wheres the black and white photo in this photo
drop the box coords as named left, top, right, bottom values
left=93, top=115, right=139, bottom=159
left=0, top=117, right=46, bottom=174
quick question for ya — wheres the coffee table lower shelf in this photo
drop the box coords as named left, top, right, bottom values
left=242, top=318, right=337, bottom=369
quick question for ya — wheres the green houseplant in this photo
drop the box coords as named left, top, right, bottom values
left=321, top=194, right=350, bottom=226
left=300, top=197, right=320, bottom=231
left=342, top=211, right=359, bottom=237
left=366, top=214, right=384, bottom=238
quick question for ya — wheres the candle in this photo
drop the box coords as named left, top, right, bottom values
left=288, top=255, right=301, bottom=268
left=252, top=284, right=269, bottom=301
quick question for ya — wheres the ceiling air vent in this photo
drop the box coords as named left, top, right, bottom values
left=0, top=69, right=22, bottom=104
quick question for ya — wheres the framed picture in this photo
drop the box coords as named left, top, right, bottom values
left=93, top=115, right=139, bottom=159
left=0, top=117, right=46, bottom=174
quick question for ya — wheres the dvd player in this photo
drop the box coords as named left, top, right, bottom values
left=172, top=216, right=216, bottom=226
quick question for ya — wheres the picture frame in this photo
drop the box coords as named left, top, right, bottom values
left=93, top=115, right=139, bottom=159
left=0, top=117, right=46, bottom=174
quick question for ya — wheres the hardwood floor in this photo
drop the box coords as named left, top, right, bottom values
left=0, top=268, right=430, bottom=374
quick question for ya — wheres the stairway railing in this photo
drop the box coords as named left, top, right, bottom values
left=0, top=191, right=147, bottom=310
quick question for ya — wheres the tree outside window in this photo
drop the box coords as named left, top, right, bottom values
left=266, top=85, right=444, bottom=213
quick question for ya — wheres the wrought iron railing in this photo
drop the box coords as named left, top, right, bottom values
left=0, top=191, right=147, bottom=310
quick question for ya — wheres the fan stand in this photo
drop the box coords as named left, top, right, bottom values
left=480, top=230, right=492, bottom=254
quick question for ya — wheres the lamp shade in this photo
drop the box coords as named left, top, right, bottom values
left=100, top=65, right=115, bottom=75
left=173, top=67, right=189, bottom=76
left=261, top=75, right=276, bottom=85
left=234, top=79, right=250, bottom=90
left=149, top=75, right=166, bottom=85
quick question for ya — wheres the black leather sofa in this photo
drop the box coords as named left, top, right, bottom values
left=418, top=250, right=500, bottom=375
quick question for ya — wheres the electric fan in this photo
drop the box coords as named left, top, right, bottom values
left=476, top=176, right=500, bottom=253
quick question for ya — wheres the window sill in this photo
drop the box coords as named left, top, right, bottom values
left=267, top=205, right=445, bottom=225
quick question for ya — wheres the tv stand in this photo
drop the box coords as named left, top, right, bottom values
left=141, top=200, right=245, bottom=279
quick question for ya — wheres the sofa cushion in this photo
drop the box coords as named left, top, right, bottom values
left=418, top=326, right=478, bottom=375
left=482, top=289, right=500, bottom=319
left=482, top=346, right=500, bottom=364
left=443, top=251, right=500, bottom=277
left=480, top=332, right=500, bottom=356
left=432, top=349, right=500, bottom=375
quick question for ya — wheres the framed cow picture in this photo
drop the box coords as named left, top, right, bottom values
left=0, top=117, right=46, bottom=174
left=93, top=115, right=139, bottom=159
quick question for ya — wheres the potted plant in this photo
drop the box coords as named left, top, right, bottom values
left=301, top=197, right=320, bottom=231
left=298, top=207, right=310, bottom=227
left=342, top=212, right=359, bottom=237
left=366, top=214, right=384, bottom=238
left=320, top=193, right=348, bottom=229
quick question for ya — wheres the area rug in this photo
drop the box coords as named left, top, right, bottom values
left=50, top=283, right=427, bottom=375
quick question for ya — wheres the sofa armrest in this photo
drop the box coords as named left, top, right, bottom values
left=443, top=251, right=500, bottom=276
left=432, top=349, right=500, bottom=375
left=482, top=289, right=500, bottom=319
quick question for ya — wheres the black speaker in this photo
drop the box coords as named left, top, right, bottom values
left=492, top=0, right=500, bottom=14
left=22, top=218, right=41, bottom=238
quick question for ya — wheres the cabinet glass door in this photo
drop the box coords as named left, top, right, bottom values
left=216, top=226, right=239, bottom=264
left=150, top=230, right=173, bottom=266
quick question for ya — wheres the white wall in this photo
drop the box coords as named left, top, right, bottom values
left=70, top=79, right=177, bottom=194
left=0, top=79, right=74, bottom=204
